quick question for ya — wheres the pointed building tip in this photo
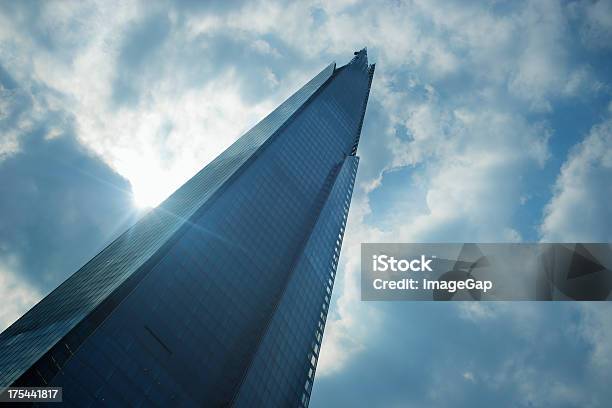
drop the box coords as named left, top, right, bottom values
left=345, top=47, right=372, bottom=70
left=352, top=48, right=368, bottom=61
left=334, top=48, right=374, bottom=74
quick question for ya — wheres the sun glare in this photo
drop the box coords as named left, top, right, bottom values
left=130, top=173, right=175, bottom=209
left=132, top=185, right=166, bottom=209
left=122, top=154, right=180, bottom=210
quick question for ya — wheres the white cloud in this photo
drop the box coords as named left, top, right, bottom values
left=317, top=192, right=384, bottom=376
left=507, top=1, right=568, bottom=111
left=1, top=1, right=276, bottom=207
left=0, top=256, right=40, bottom=331
left=540, top=116, right=612, bottom=241
left=268, top=0, right=603, bottom=376
left=455, top=300, right=612, bottom=405
left=321, top=95, right=549, bottom=372
left=0, top=127, right=20, bottom=161
left=75, top=69, right=272, bottom=207
left=457, top=303, right=495, bottom=322
left=454, top=302, right=610, bottom=406
left=570, top=0, right=612, bottom=50
left=492, top=354, right=584, bottom=407
left=1, top=0, right=610, bottom=382
left=462, top=371, right=475, bottom=382
left=250, top=39, right=281, bottom=57
left=456, top=302, right=549, bottom=341
left=387, top=107, right=550, bottom=242
left=578, top=302, right=612, bottom=374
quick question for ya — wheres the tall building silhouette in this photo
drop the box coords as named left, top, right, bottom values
left=0, top=49, right=375, bottom=407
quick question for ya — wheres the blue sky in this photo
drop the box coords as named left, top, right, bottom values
left=1, top=0, right=612, bottom=406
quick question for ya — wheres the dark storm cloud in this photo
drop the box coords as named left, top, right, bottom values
left=0, top=67, right=137, bottom=294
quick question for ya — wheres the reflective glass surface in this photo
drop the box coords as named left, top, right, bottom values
left=0, top=50, right=375, bottom=407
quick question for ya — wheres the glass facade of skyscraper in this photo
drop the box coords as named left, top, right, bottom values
left=0, top=49, right=375, bottom=407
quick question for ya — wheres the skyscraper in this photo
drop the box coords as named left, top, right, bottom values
left=0, top=49, right=375, bottom=407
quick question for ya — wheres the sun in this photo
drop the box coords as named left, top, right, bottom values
left=132, top=185, right=166, bottom=209
left=123, top=154, right=187, bottom=210
left=130, top=175, right=174, bottom=209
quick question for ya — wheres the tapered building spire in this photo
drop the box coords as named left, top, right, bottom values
left=0, top=50, right=375, bottom=407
